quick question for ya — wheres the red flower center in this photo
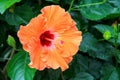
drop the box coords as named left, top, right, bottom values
left=40, top=31, right=54, bottom=46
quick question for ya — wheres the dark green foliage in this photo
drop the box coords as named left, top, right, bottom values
left=1, top=0, right=120, bottom=80
left=7, top=51, right=36, bottom=80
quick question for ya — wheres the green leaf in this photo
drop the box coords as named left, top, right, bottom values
left=79, top=0, right=120, bottom=20
left=7, top=51, right=36, bottom=80
left=0, top=47, right=11, bottom=62
left=45, top=0, right=60, bottom=3
left=80, top=32, right=98, bottom=52
left=0, top=0, right=21, bottom=14
left=0, top=24, right=7, bottom=45
left=70, top=11, right=87, bottom=30
left=7, top=35, right=16, bottom=49
left=94, top=24, right=114, bottom=37
left=117, top=33, right=120, bottom=44
left=5, top=12, right=26, bottom=26
left=80, top=32, right=114, bottom=61
left=47, top=69, right=61, bottom=80
left=70, top=72, right=94, bottom=80
left=89, top=42, right=114, bottom=60
left=93, top=24, right=120, bottom=44
left=80, top=3, right=110, bottom=20
left=115, top=50, right=120, bottom=64
left=15, top=5, right=34, bottom=23
left=34, top=69, right=61, bottom=80
left=78, top=54, right=102, bottom=79
left=101, top=64, right=119, bottom=80
left=5, top=5, right=34, bottom=26
left=64, top=54, right=102, bottom=79
left=108, top=0, right=120, bottom=7
left=64, top=54, right=81, bottom=79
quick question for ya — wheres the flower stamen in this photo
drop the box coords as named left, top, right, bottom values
left=40, top=31, right=54, bottom=46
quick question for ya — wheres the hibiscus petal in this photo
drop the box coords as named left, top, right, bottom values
left=41, top=5, right=74, bottom=32
left=17, top=15, right=46, bottom=51
left=61, top=28, right=82, bottom=45
left=28, top=38, right=46, bottom=70
left=64, top=57, right=73, bottom=64
left=54, top=28, right=82, bottom=57
left=46, top=48, right=68, bottom=71
left=17, top=25, right=35, bottom=51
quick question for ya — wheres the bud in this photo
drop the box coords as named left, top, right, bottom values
left=7, top=35, right=16, bottom=49
left=112, top=21, right=117, bottom=32
left=103, top=31, right=111, bottom=40
left=9, top=5, right=15, bottom=13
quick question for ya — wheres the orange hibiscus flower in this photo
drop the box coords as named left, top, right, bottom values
left=17, top=5, right=82, bottom=71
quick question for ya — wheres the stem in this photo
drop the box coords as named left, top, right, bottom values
left=71, top=0, right=107, bottom=10
left=60, top=69, right=65, bottom=80
left=114, top=45, right=118, bottom=67
left=113, top=22, right=119, bottom=67
left=68, top=0, right=75, bottom=12
left=1, top=69, right=7, bottom=80
left=0, top=58, right=10, bottom=61
left=38, top=0, right=42, bottom=5
left=114, top=27, right=118, bottom=49
left=98, top=39, right=104, bottom=42
left=2, top=48, right=15, bottom=80
left=118, top=24, right=120, bottom=32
